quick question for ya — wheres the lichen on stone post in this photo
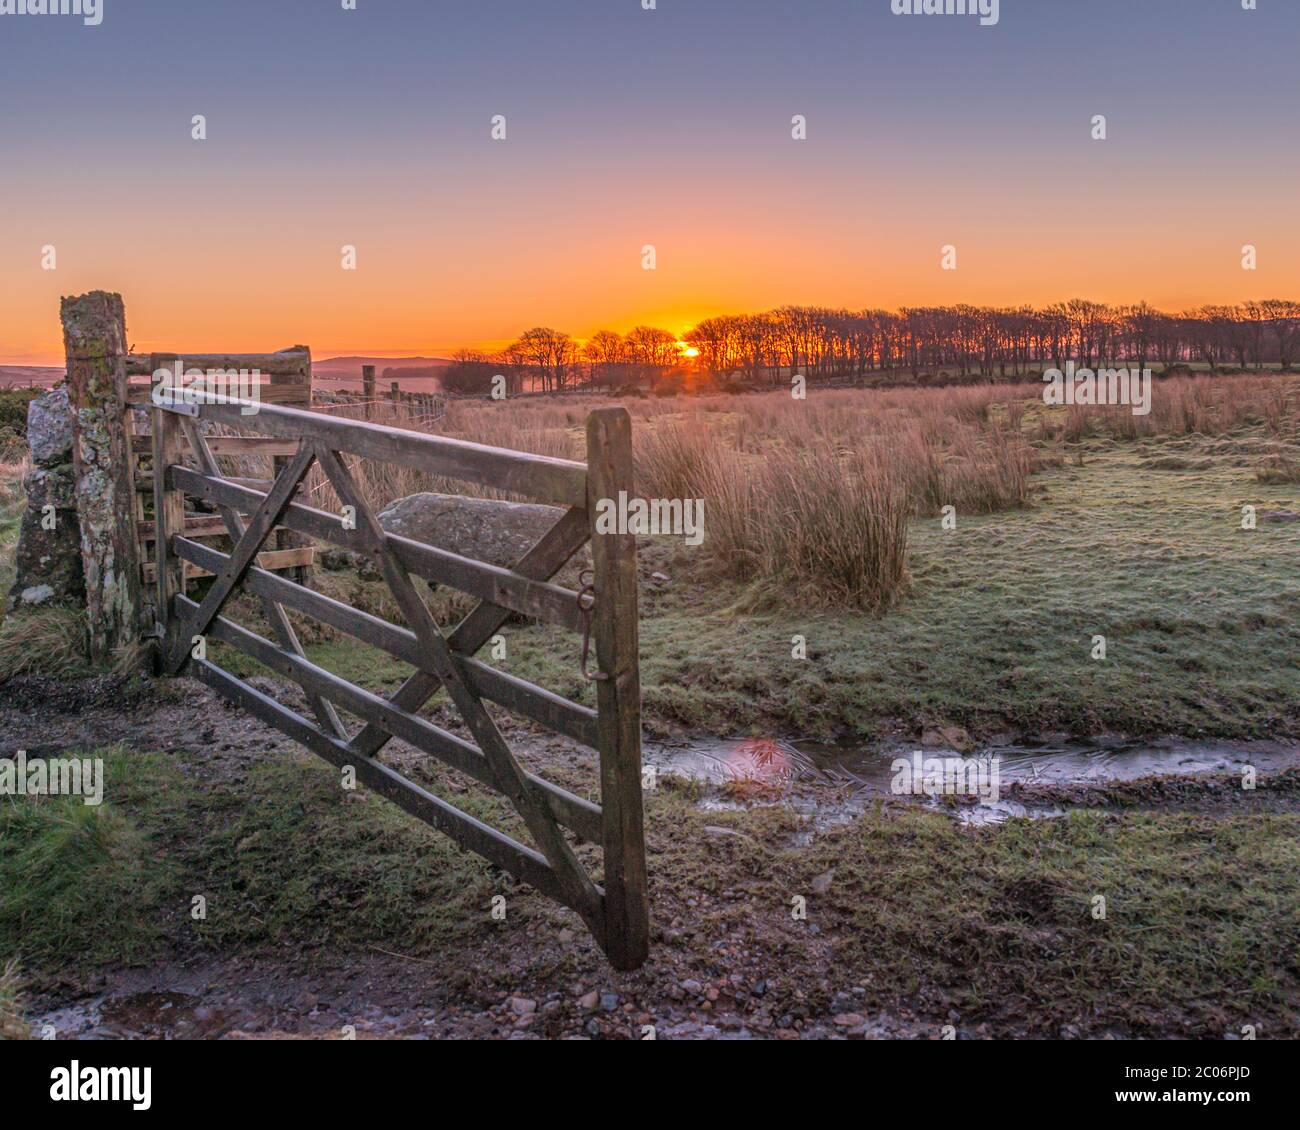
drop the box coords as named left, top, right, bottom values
left=61, top=291, right=144, bottom=665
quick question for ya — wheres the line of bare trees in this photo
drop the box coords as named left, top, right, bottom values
left=441, top=324, right=682, bottom=395
left=438, top=299, right=1300, bottom=395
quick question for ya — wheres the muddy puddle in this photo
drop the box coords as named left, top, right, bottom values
left=644, top=734, right=1300, bottom=831
left=31, top=991, right=229, bottom=1041
left=31, top=986, right=421, bottom=1041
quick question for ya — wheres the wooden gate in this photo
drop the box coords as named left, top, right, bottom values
left=127, top=350, right=317, bottom=588
left=149, top=393, right=649, bottom=969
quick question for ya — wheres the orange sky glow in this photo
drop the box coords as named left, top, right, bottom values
left=5, top=2, right=1299, bottom=368
left=7, top=202, right=1299, bottom=369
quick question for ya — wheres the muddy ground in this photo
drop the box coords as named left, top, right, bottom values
left=2, top=672, right=1298, bottom=1040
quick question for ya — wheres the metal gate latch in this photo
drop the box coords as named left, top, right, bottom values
left=577, top=569, right=608, bottom=682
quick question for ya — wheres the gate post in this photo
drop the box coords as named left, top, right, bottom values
left=150, top=405, right=186, bottom=669
left=60, top=291, right=144, bottom=664
left=585, top=407, right=650, bottom=969
left=273, top=347, right=313, bottom=582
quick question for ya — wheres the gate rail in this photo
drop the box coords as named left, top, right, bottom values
left=151, top=395, right=649, bottom=969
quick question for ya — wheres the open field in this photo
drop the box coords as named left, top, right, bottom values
left=1, top=372, right=1298, bottom=1038
left=5, top=373, right=1297, bottom=740
left=285, top=374, right=1300, bottom=742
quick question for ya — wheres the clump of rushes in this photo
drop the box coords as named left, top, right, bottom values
left=751, top=443, right=909, bottom=611
left=265, top=372, right=1295, bottom=612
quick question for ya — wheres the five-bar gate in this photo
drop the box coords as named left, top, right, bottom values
left=150, top=394, right=649, bottom=969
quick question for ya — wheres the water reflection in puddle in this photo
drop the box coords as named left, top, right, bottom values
left=644, top=735, right=1300, bottom=828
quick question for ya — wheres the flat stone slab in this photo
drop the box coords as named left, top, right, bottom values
left=377, top=492, right=564, bottom=566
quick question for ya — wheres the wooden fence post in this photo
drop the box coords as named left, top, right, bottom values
left=61, top=291, right=144, bottom=664
left=362, top=364, right=375, bottom=419
left=272, top=347, right=314, bottom=583
left=585, top=406, right=649, bottom=970
left=151, top=405, right=186, bottom=668
left=262, top=345, right=308, bottom=577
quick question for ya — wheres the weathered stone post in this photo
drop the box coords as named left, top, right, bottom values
left=61, top=291, right=143, bottom=663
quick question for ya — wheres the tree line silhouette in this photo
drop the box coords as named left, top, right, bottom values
left=438, top=299, right=1300, bottom=395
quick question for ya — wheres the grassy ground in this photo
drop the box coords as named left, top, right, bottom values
left=5, top=377, right=1297, bottom=741
left=0, top=460, right=24, bottom=604
left=626, top=428, right=1300, bottom=740
left=280, top=421, right=1300, bottom=743
left=0, top=959, right=29, bottom=1040
left=1, top=378, right=1297, bottom=1037
left=2, top=742, right=1297, bottom=1036
left=0, top=744, right=522, bottom=974
left=0, top=748, right=184, bottom=968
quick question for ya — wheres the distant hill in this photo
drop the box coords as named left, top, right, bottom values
left=0, top=358, right=456, bottom=394
left=313, top=356, right=452, bottom=381
left=0, top=366, right=63, bottom=389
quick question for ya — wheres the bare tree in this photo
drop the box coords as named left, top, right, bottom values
left=466, top=299, right=1298, bottom=401
left=685, top=316, right=746, bottom=380
left=584, top=329, right=627, bottom=390
left=623, top=326, right=679, bottom=386
left=506, top=327, right=578, bottom=392
left=1260, top=299, right=1300, bottom=371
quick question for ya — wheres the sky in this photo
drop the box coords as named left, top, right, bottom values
left=1, top=0, right=1298, bottom=365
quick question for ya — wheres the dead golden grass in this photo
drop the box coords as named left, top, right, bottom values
left=0, top=605, right=88, bottom=679
left=1045, top=372, right=1300, bottom=442
left=1255, top=455, right=1300, bottom=484
left=277, top=372, right=1299, bottom=611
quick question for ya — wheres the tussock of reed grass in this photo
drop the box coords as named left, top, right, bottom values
left=750, top=445, right=910, bottom=610
left=227, top=372, right=1297, bottom=611
left=1042, top=373, right=1300, bottom=441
